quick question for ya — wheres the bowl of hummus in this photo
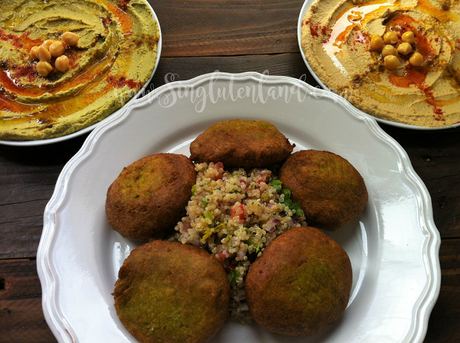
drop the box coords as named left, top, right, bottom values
left=0, top=0, right=161, bottom=145
left=298, top=0, right=460, bottom=129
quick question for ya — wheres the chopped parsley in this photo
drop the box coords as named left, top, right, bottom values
left=281, top=188, right=291, bottom=199
left=283, top=198, right=303, bottom=217
left=247, top=236, right=263, bottom=253
left=270, top=179, right=282, bottom=190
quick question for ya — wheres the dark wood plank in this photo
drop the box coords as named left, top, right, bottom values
left=0, top=260, right=56, bottom=343
left=148, top=53, right=318, bottom=90
left=0, top=134, right=88, bottom=260
left=148, top=0, right=305, bottom=57
left=425, top=238, right=460, bottom=343
left=0, top=260, right=41, bottom=300
left=0, top=298, right=57, bottom=343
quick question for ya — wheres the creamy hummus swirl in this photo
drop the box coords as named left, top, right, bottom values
left=0, top=0, right=159, bottom=140
left=301, top=0, right=460, bottom=127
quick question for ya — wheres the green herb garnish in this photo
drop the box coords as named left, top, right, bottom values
left=204, top=211, right=213, bottom=221
left=229, top=269, right=240, bottom=283
left=270, top=180, right=282, bottom=191
left=201, top=228, right=213, bottom=243
left=281, top=188, right=291, bottom=200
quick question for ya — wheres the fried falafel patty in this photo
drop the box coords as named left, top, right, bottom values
left=245, top=226, right=352, bottom=337
left=113, top=240, right=230, bottom=343
left=190, top=119, right=294, bottom=168
left=279, top=150, right=368, bottom=231
left=106, top=153, right=196, bottom=240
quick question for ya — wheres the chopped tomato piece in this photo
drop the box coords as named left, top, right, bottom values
left=209, top=162, right=226, bottom=180
left=217, top=252, right=226, bottom=261
left=230, top=204, right=245, bottom=221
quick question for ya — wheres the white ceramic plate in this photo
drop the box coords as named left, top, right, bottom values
left=37, top=72, right=440, bottom=343
left=297, top=0, right=460, bottom=131
left=0, top=0, right=162, bottom=147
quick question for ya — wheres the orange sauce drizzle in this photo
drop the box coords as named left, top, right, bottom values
left=324, top=1, right=393, bottom=57
left=106, top=2, right=134, bottom=36
left=0, top=29, right=43, bottom=51
left=388, top=66, right=426, bottom=87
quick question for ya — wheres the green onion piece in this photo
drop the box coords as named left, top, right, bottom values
left=191, top=184, right=197, bottom=196
left=229, top=269, right=240, bottom=283
left=296, top=209, right=303, bottom=217
left=202, top=200, right=209, bottom=207
left=255, top=239, right=262, bottom=253
left=201, top=228, right=213, bottom=243
left=204, top=211, right=213, bottom=221
left=270, top=180, right=282, bottom=191
left=214, top=223, right=225, bottom=231
left=247, top=237, right=262, bottom=253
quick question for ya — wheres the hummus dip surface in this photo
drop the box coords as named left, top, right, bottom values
left=301, top=0, right=460, bottom=128
left=0, top=0, right=159, bottom=140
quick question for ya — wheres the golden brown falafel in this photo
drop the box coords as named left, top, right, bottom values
left=279, top=150, right=368, bottom=231
left=106, top=153, right=196, bottom=240
left=245, top=226, right=352, bottom=337
left=113, top=240, right=230, bottom=343
left=190, top=119, right=294, bottom=167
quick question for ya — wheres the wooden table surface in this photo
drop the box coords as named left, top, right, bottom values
left=1, top=1, right=459, bottom=342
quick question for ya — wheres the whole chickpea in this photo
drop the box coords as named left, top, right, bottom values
left=49, top=41, right=66, bottom=57
left=397, top=42, right=413, bottom=55
left=55, top=55, right=70, bottom=73
left=409, top=52, right=424, bottom=67
left=36, top=61, right=53, bottom=77
left=370, top=34, right=384, bottom=51
left=383, top=31, right=398, bottom=44
left=38, top=45, right=52, bottom=62
left=42, top=40, right=56, bottom=50
left=401, top=31, right=415, bottom=44
left=61, top=32, right=80, bottom=46
left=382, top=44, right=398, bottom=57
left=30, top=46, right=40, bottom=60
left=384, top=55, right=400, bottom=70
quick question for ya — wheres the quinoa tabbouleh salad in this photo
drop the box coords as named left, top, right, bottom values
left=173, top=161, right=307, bottom=323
